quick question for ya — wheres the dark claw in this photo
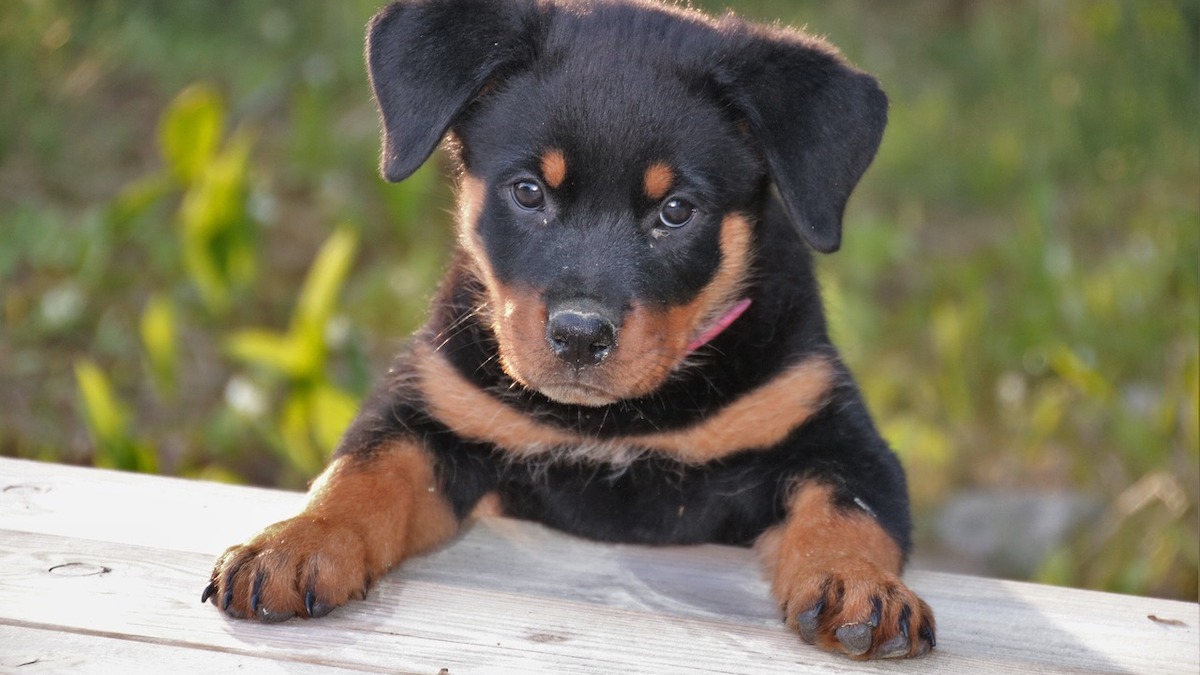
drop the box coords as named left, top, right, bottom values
left=220, top=560, right=239, bottom=611
left=898, top=605, right=912, bottom=640
left=219, top=554, right=252, bottom=617
left=880, top=606, right=911, bottom=657
left=305, top=590, right=334, bottom=618
left=920, top=624, right=937, bottom=649
left=835, top=622, right=873, bottom=656
left=914, top=639, right=932, bottom=657
left=796, top=598, right=825, bottom=644
left=876, top=634, right=910, bottom=659
left=249, top=569, right=294, bottom=622
left=869, top=596, right=883, bottom=628
left=250, top=572, right=264, bottom=614
left=309, top=600, right=335, bottom=618
left=201, top=582, right=217, bottom=605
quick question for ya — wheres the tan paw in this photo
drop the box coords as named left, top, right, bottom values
left=783, top=556, right=935, bottom=659
left=202, top=516, right=374, bottom=622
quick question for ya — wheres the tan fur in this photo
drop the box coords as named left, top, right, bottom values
left=469, top=491, right=506, bottom=518
left=457, top=174, right=496, bottom=284
left=634, top=356, right=835, bottom=459
left=417, top=341, right=833, bottom=464
left=757, top=483, right=933, bottom=659
left=212, top=441, right=458, bottom=619
left=306, top=443, right=459, bottom=559
left=541, top=148, right=567, bottom=189
left=643, top=162, right=674, bottom=200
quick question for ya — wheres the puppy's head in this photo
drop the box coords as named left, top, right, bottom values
left=367, top=0, right=886, bottom=407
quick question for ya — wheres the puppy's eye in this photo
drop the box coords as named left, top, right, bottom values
left=659, top=198, right=695, bottom=228
left=512, top=181, right=545, bottom=210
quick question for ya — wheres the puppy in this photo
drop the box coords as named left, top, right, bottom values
left=204, top=0, right=936, bottom=659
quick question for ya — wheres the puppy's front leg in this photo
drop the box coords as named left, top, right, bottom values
left=203, top=440, right=458, bottom=621
left=760, top=482, right=936, bottom=659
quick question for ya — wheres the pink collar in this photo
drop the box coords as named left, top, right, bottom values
left=686, top=298, right=752, bottom=353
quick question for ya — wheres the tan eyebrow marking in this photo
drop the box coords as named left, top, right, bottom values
left=540, top=149, right=567, bottom=189
left=643, top=162, right=674, bottom=201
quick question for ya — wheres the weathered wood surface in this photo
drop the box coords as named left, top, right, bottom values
left=0, top=457, right=1196, bottom=674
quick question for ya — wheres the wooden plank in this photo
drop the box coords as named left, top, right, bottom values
left=0, top=529, right=851, bottom=674
left=1, top=457, right=1197, bottom=674
left=1, top=457, right=304, bottom=555
left=0, top=457, right=774, bottom=623
left=0, top=625, right=370, bottom=674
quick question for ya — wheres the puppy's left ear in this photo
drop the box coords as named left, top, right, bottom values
left=366, top=0, right=546, bottom=182
left=715, top=24, right=887, bottom=253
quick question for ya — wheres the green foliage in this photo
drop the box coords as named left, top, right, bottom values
left=139, top=293, right=179, bottom=394
left=158, top=83, right=225, bottom=185
left=159, top=84, right=259, bottom=314
left=1, top=0, right=1196, bottom=600
left=226, top=225, right=361, bottom=474
left=227, top=225, right=358, bottom=379
left=74, top=359, right=157, bottom=473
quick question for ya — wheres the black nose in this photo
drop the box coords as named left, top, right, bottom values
left=546, top=308, right=616, bottom=367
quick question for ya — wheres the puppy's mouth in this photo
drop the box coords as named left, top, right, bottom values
left=514, top=297, right=753, bottom=408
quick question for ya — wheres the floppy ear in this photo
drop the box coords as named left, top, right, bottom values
left=366, top=0, right=546, bottom=182
left=715, top=25, right=887, bottom=253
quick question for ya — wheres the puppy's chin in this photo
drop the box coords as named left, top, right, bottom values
left=534, top=381, right=620, bottom=408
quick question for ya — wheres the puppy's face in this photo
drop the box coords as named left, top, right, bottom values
left=453, top=64, right=764, bottom=406
left=367, top=1, right=888, bottom=407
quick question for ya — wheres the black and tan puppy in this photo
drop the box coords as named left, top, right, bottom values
left=204, top=0, right=936, bottom=659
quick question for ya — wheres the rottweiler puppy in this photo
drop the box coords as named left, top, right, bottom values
left=204, top=0, right=936, bottom=660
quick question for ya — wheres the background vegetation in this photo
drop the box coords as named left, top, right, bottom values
left=1, top=0, right=1195, bottom=600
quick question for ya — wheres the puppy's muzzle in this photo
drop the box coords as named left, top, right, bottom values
left=546, top=302, right=617, bottom=368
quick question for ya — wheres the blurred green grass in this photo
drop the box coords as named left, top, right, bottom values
left=0, top=0, right=1196, bottom=600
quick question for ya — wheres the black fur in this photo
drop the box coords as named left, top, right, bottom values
left=204, top=4, right=937, bottom=656
left=344, top=0, right=911, bottom=555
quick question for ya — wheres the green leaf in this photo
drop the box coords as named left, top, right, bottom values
left=179, top=126, right=257, bottom=313
left=310, top=382, right=359, bottom=453
left=278, top=392, right=324, bottom=476
left=74, top=360, right=157, bottom=473
left=130, top=442, right=160, bottom=474
left=158, top=83, right=225, bottom=185
left=1048, top=343, right=1115, bottom=401
left=140, top=294, right=178, bottom=393
left=271, top=384, right=358, bottom=475
left=224, top=329, right=305, bottom=377
left=108, top=173, right=173, bottom=230
left=292, top=224, right=359, bottom=341
left=223, top=227, right=357, bottom=380
left=75, top=359, right=129, bottom=445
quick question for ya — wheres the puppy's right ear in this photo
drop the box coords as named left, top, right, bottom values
left=367, top=0, right=546, bottom=182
